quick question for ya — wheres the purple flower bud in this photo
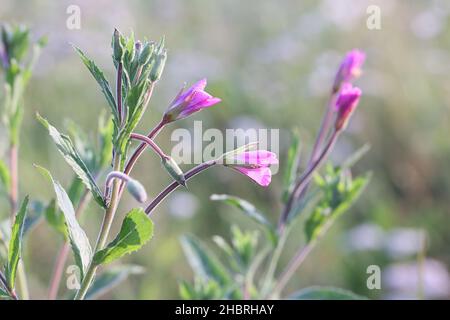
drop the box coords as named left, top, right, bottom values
left=163, top=78, right=221, bottom=123
left=334, top=83, right=362, bottom=131
left=333, top=49, right=365, bottom=92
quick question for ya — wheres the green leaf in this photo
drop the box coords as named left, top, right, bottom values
left=0, top=159, right=11, bottom=190
left=178, top=278, right=224, bottom=300
left=115, top=78, right=151, bottom=168
left=44, top=199, right=67, bottom=239
left=37, top=114, right=106, bottom=208
left=178, top=280, right=196, bottom=300
left=98, top=115, right=114, bottom=169
left=289, top=286, right=368, bottom=300
left=93, top=208, right=153, bottom=265
left=282, top=129, right=301, bottom=202
left=85, top=265, right=145, bottom=300
left=0, top=287, right=9, bottom=299
left=210, top=194, right=276, bottom=244
left=36, top=165, right=92, bottom=279
left=5, top=196, right=29, bottom=288
left=23, top=200, right=45, bottom=236
left=304, top=171, right=371, bottom=243
left=73, top=46, right=118, bottom=124
left=287, top=186, right=323, bottom=224
left=180, top=234, right=231, bottom=286
left=230, top=225, right=259, bottom=268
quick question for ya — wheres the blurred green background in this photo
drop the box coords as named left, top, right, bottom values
left=1, top=0, right=449, bottom=299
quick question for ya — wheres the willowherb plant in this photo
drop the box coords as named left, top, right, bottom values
left=0, top=25, right=370, bottom=301
left=178, top=50, right=371, bottom=300
left=0, top=24, right=46, bottom=300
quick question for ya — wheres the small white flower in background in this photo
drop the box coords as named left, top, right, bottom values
left=344, top=223, right=385, bottom=252
left=384, top=228, right=425, bottom=259
left=383, top=260, right=450, bottom=299
left=168, top=191, right=199, bottom=220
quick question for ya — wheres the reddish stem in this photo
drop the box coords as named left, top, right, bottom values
left=309, top=93, right=337, bottom=164
left=278, top=129, right=340, bottom=234
left=130, top=133, right=168, bottom=160
left=145, top=161, right=216, bottom=215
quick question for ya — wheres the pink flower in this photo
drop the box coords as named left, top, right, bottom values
left=333, top=49, right=365, bottom=92
left=223, top=150, right=278, bottom=187
left=334, top=83, right=362, bottom=131
left=163, top=78, right=221, bottom=122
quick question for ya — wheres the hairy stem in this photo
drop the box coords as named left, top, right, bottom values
left=278, top=129, right=340, bottom=234
left=145, top=161, right=216, bottom=215
left=294, top=93, right=338, bottom=209
left=130, top=133, right=168, bottom=160
left=75, top=156, right=122, bottom=300
left=48, top=190, right=91, bottom=300
left=124, top=119, right=165, bottom=177
left=309, top=94, right=337, bottom=164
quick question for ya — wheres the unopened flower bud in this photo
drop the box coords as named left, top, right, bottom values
left=139, top=42, right=154, bottom=65
left=112, top=29, right=124, bottom=62
left=149, top=49, right=167, bottom=82
left=126, top=178, right=148, bottom=203
left=334, top=84, right=362, bottom=131
left=333, top=49, right=365, bottom=93
left=135, top=40, right=142, bottom=55
left=162, top=156, right=186, bottom=187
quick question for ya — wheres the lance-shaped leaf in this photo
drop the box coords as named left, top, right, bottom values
left=98, top=115, right=114, bottom=169
left=37, top=114, right=106, bottom=208
left=36, top=165, right=92, bottom=279
left=5, top=196, right=29, bottom=288
left=93, top=208, right=153, bottom=265
left=210, top=194, right=276, bottom=244
left=180, top=234, right=231, bottom=286
left=289, top=286, right=367, bottom=300
left=23, top=200, right=45, bottom=236
left=44, top=199, right=67, bottom=239
left=73, top=46, right=119, bottom=124
left=85, top=264, right=145, bottom=300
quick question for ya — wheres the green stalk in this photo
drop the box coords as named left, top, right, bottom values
left=74, top=155, right=122, bottom=300
left=260, top=227, right=290, bottom=297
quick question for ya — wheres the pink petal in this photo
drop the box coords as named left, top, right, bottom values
left=188, top=90, right=213, bottom=106
left=175, top=78, right=208, bottom=103
left=178, top=96, right=221, bottom=118
left=234, top=150, right=278, bottom=166
left=234, top=167, right=272, bottom=187
left=335, top=84, right=361, bottom=111
left=189, top=78, right=207, bottom=92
